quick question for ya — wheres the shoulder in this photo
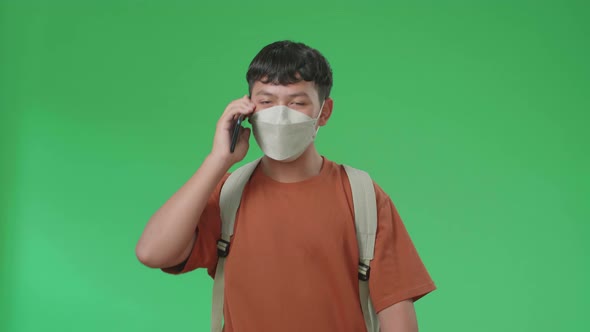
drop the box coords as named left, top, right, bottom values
left=210, top=172, right=232, bottom=204
left=328, top=158, right=391, bottom=207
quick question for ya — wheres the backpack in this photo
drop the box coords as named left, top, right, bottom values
left=210, top=157, right=379, bottom=332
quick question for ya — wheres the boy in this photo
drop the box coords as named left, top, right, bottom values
left=136, top=40, right=436, bottom=332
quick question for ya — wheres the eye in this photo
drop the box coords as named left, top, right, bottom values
left=290, top=102, right=306, bottom=106
left=259, top=100, right=271, bottom=104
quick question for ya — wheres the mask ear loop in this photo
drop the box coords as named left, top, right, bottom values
left=313, top=100, right=326, bottom=136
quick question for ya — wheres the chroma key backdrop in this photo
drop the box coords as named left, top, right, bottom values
left=1, top=1, right=588, bottom=331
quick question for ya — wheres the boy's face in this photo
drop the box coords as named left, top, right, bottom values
left=250, top=80, right=332, bottom=123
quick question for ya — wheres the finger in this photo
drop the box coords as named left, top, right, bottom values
left=237, top=97, right=255, bottom=108
left=238, top=128, right=251, bottom=146
left=233, top=103, right=255, bottom=117
left=219, top=109, right=251, bottom=131
left=241, top=127, right=251, bottom=138
left=223, top=97, right=250, bottom=115
left=237, top=96, right=255, bottom=109
left=220, top=98, right=255, bottom=126
left=222, top=105, right=248, bottom=121
left=246, top=96, right=255, bottom=108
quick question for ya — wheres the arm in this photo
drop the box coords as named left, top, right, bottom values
left=135, top=155, right=231, bottom=268
left=378, top=300, right=418, bottom=332
left=135, top=96, right=255, bottom=269
left=369, top=190, right=436, bottom=331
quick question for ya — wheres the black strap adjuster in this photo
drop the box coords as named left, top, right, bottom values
left=358, top=262, right=371, bottom=281
left=217, top=239, right=231, bottom=257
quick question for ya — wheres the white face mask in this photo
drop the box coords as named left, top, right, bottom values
left=250, top=103, right=325, bottom=162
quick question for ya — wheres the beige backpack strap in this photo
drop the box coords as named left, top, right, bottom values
left=342, top=165, right=380, bottom=332
left=211, top=158, right=262, bottom=332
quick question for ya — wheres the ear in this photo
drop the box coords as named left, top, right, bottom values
left=318, top=97, right=334, bottom=126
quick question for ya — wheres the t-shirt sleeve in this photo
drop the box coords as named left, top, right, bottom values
left=160, top=173, right=230, bottom=278
left=369, top=184, right=436, bottom=313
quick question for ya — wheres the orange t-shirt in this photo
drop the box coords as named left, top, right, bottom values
left=163, top=157, right=436, bottom=331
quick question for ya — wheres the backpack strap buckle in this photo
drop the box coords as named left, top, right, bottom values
left=358, top=262, right=371, bottom=281
left=217, top=239, right=231, bottom=257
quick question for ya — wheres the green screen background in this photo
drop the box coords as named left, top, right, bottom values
left=1, top=1, right=588, bottom=331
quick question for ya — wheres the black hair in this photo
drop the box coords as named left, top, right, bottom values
left=246, top=40, right=333, bottom=103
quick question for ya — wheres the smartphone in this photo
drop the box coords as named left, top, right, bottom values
left=230, top=114, right=244, bottom=153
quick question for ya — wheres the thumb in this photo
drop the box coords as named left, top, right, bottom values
left=241, top=127, right=251, bottom=139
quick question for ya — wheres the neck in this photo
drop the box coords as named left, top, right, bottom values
left=260, top=145, right=323, bottom=183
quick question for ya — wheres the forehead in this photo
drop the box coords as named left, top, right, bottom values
left=251, top=80, right=319, bottom=99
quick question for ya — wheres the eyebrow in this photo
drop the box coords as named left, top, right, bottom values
left=254, top=90, right=311, bottom=98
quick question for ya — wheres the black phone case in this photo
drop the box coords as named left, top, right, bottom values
left=230, top=115, right=243, bottom=153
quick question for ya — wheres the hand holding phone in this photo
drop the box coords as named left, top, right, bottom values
left=211, top=95, right=254, bottom=164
